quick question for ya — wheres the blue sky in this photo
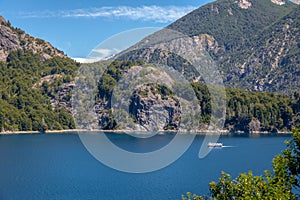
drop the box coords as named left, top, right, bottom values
left=0, top=0, right=213, bottom=59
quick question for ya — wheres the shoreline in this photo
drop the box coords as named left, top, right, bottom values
left=0, top=129, right=292, bottom=135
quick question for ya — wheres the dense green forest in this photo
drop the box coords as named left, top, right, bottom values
left=193, top=82, right=300, bottom=132
left=0, top=50, right=79, bottom=132
left=96, top=60, right=300, bottom=132
left=0, top=52, right=299, bottom=132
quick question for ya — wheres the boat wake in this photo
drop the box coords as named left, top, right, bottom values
left=207, top=143, right=237, bottom=148
left=221, top=145, right=237, bottom=148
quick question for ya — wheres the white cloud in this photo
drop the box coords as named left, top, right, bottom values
left=20, top=6, right=197, bottom=23
left=72, top=57, right=102, bottom=63
left=73, top=48, right=120, bottom=63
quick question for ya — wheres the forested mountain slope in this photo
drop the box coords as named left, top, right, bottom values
left=0, top=17, right=79, bottom=132
left=167, top=0, right=300, bottom=94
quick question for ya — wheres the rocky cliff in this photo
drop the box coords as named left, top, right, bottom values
left=129, top=84, right=181, bottom=131
left=0, top=16, right=65, bottom=62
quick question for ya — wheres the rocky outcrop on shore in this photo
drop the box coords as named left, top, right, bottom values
left=129, top=84, right=181, bottom=131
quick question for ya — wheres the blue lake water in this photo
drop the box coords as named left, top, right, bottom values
left=0, top=133, right=290, bottom=200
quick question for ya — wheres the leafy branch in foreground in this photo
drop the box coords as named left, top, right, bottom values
left=182, top=127, right=300, bottom=200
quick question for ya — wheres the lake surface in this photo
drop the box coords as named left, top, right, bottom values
left=0, top=133, right=290, bottom=200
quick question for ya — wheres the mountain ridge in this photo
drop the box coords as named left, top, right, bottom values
left=0, top=16, right=65, bottom=62
left=165, top=0, right=300, bottom=94
left=93, top=0, right=300, bottom=131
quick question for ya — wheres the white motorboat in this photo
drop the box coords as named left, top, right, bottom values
left=208, top=142, right=223, bottom=148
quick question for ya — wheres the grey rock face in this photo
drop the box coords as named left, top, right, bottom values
left=0, top=15, right=65, bottom=61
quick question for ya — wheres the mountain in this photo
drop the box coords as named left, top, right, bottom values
left=115, top=0, right=300, bottom=95
left=92, top=0, right=300, bottom=132
left=0, top=1, right=299, bottom=133
left=0, top=16, right=78, bottom=132
left=166, top=0, right=300, bottom=94
left=0, top=16, right=65, bottom=62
